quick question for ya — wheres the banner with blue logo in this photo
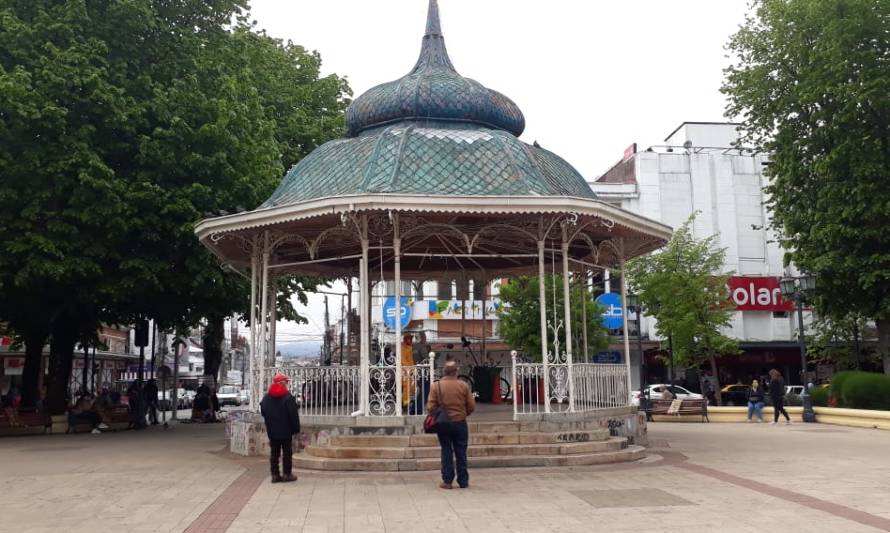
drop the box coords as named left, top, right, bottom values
left=382, top=296, right=411, bottom=330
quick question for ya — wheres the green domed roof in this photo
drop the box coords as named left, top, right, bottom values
left=262, top=124, right=595, bottom=207
left=261, top=0, right=596, bottom=208
left=345, top=0, right=525, bottom=137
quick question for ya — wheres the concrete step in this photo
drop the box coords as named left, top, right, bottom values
left=331, top=429, right=610, bottom=448
left=293, top=445, right=645, bottom=472
left=307, top=437, right=625, bottom=460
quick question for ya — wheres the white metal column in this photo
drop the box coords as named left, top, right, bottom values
left=393, top=234, right=403, bottom=416
left=537, top=240, right=550, bottom=413
left=359, top=230, right=370, bottom=416
left=258, top=231, right=270, bottom=400
left=269, top=276, right=277, bottom=365
left=249, top=251, right=258, bottom=410
left=561, top=229, right=576, bottom=412
left=619, top=243, right=633, bottom=404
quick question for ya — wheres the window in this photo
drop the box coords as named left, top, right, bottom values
left=437, top=280, right=454, bottom=300
left=471, top=280, right=485, bottom=301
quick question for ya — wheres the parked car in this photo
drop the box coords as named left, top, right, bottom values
left=721, top=384, right=751, bottom=406
left=159, top=388, right=191, bottom=410
left=632, top=384, right=703, bottom=406
left=217, top=385, right=241, bottom=406
left=785, top=385, right=805, bottom=396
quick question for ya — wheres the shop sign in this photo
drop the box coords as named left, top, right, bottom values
left=382, top=296, right=411, bottom=330
left=727, top=277, right=793, bottom=312
left=593, top=351, right=622, bottom=364
left=595, top=293, right=624, bottom=329
left=3, top=357, right=24, bottom=376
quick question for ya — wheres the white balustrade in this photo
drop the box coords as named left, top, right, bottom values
left=511, top=355, right=629, bottom=419
left=256, top=358, right=436, bottom=418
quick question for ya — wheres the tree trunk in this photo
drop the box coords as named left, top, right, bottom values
left=709, top=353, right=722, bottom=406
left=202, top=314, right=225, bottom=386
left=47, top=320, right=77, bottom=415
left=20, top=329, right=48, bottom=408
left=878, top=318, right=890, bottom=375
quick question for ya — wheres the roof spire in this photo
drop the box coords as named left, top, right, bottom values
left=425, top=0, right=442, bottom=36
left=412, top=0, right=454, bottom=73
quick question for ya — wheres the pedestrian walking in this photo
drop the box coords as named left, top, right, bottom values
left=426, top=360, right=475, bottom=489
left=260, top=373, right=300, bottom=483
left=768, top=369, right=791, bottom=424
left=143, top=379, right=159, bottom=425
left=746, top=379, right=765, bottom=422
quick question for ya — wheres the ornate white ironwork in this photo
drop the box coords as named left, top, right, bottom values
left=511, top=361, right=628, bottom=419
left=368, top=365, right=397, bottom=416
left=258, top=365, right=361, bottom=417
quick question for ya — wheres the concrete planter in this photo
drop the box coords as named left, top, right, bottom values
left=651, top=405, right=890, bottom=430
left=814, top=407, right=890, bottom=430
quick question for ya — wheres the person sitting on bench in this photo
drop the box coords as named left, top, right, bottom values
left=69, top=393, right=108, bottom=434
left=2, top=385, right=21, bottom=427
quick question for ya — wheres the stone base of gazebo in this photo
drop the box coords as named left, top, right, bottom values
left=228, top=406, right=647, bottom=471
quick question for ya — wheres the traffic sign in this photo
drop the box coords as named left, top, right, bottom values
left=382, top=296, right=411, bottom=330
left=595, top=292, right=624, bottom=329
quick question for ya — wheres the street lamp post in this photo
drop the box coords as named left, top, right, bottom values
left=626, top=293, right=646, bottom=415
left=780, top=274, right=817, bottom=423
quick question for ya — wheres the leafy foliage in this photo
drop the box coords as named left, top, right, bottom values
left=498, top=275, right=609, bottom=362
left=722, top=0, right=890, bottom=370
left=807, top=311, right=881, bottom=371
left=0, top=0, right=350, bottom=409
left=626, top=214, right=739, bottom=401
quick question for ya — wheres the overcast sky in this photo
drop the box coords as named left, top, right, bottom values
left=244, top=0, right=752, bottom=343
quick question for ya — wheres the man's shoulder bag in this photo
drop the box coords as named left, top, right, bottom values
left=423, top=381, right=450, bottom=434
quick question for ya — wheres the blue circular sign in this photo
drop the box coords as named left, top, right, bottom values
left=595, top=292, right=624, bottom=330
left=382, top=296, right=411, bottom=330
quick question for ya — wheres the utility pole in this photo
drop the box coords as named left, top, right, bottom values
left=339, top=293, right=346, bottom=365
left=324, top=295, right=331, bottom=365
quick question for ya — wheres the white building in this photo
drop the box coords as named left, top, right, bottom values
left=591, top=122, right=811, bottom=387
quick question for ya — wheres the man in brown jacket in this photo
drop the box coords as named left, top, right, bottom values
left=427, top=360, right=475, bottom=489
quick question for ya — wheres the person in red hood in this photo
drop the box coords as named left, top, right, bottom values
left=260, top=374, right=300, bottom=483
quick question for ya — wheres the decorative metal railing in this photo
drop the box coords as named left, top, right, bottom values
left=571, top=363, right=629, bottom=412
left=511, top=355, right=629, bottom=418
left=255, top=356, right=627, bottom=420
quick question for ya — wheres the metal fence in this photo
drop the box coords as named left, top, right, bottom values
left=256, top=357, right=626, bottom=420
left=511, top=358, right=629, bottom=418
left=259, top=358, right=435, bottom=418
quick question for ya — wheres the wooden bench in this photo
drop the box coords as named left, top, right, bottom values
left=648, top=399, right=709, bottom=422
left=68, top=405, right=132, bottom=433
left=0, top=408, right=52, bottom=435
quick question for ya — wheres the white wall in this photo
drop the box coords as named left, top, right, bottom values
left=593, top=123, right=792, bottom=344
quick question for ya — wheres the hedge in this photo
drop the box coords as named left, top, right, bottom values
left=830, top=371, right=858, bottom=399
left=809, top=386, right=830, bottom=407
left=839, top=372, right=890, bottom=411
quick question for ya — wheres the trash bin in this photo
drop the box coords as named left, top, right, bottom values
left=473, top=366, right=494, bottom=402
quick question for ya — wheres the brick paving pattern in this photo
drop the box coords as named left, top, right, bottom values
left=2, top=419, right=889, bottom=532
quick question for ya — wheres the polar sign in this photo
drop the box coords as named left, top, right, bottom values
left=595, top=292, right=624, bottom=330
left=382, top=296, right=411, bottom=330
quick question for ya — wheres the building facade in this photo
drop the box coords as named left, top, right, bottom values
left=591, top=122, right=814, bottom=388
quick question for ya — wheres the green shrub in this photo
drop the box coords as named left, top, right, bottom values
left=830, top=371, right=860, bottom=399
left=784, top=393, right=803, bottom=406
left=840, top=373, right=890, bottom=411
left=809, top=387, right=830, bottom=407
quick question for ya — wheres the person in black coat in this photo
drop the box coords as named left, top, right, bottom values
left=143, top=380, right=159, bottom=425
left=260, top=373, right=300, bottom=483
left=768, top=369, right=791, bottom=424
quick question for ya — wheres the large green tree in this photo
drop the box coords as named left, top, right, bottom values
left=498, top=275, right=609, bottom=362
left=722, top=0, right=890, bottom=373
left=626, top=214, right=739, bottom=403
left=0, top=1, right=349, bottom=411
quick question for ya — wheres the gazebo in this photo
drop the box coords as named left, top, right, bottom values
left=196, top=0, right=670, bottom=444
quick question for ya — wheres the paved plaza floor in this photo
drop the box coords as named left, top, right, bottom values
left=1, top=419, right=889, bottom=533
